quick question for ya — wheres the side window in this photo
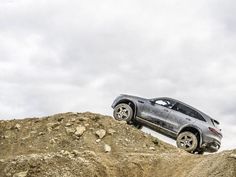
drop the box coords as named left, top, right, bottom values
left=172, top=103, right=206, bottom=121
left=195, top=112, right=206, bottom=122
left=155, top=99, right=175, bottom=109
left=172, top=103, right=189, bottom=115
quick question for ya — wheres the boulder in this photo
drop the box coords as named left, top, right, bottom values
left=104, top=144, right=111, bottom=153
left=74, top=126, right=86, bottom=136
left=95, top=129, right=106, bottom=139
left=13, top=171, right=28, bottom=177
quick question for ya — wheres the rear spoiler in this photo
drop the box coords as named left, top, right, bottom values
left=211, top=119, right=220, bottom=129
left=213, top=119, right=220, bottom=125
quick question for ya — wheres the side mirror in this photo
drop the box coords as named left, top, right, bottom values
left=149, top=99, right=156, bottom=105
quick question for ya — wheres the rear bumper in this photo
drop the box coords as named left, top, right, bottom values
left=202, top=140, right=221, bottom=153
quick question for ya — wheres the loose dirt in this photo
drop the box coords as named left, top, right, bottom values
left=0, top=112, right=235, bottom=177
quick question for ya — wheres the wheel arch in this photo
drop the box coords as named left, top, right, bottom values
left=114, top=99, right=137, bottom=118
left=178, top=125, right=203, bottom=148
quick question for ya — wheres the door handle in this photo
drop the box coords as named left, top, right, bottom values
left=138, top=100, right=144, bottom=103
left=163, top=109, right=169, bottom=112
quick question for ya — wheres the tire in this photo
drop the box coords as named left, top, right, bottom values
left=132, top=122, right=143, bottom=129
left=113, top=103, right=133, bottom=122
left=176, top=131, right=198, bottom=153
left=196, top=150, right=205, bottom=155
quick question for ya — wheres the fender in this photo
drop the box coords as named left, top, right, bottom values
left=114, top=99, right=138, bottom=118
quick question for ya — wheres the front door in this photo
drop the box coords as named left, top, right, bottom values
left=139, top=99, right=175, bottom=131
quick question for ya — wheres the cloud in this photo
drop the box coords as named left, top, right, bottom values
left=0, top=0, right=236, bottom=150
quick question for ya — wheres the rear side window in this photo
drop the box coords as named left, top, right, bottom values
left=172, top=103, right=190, bottom=115
left=172, top=103, right=206, bottom=121
left=195, top=112, right=206, bottom=122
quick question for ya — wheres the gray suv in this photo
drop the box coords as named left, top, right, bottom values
left=111, top=94, right=222, bottom=154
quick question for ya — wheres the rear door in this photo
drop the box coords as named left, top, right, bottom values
left=169, top=103, right=197, bottom=132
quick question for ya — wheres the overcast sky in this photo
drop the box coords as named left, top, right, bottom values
left=0, top=0, right=236, bottom=151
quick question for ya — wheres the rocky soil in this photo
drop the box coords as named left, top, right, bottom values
left=0, top=112, right=235, bottom=177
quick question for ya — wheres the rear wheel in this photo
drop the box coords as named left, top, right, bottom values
left=176, top=131, right=198, bottom=153
left=113, top=103, right=133, bottom=122
left=196, top=149, right=205, bottom=155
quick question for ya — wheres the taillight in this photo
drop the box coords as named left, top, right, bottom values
left=209, top=127, right=222, bottom=137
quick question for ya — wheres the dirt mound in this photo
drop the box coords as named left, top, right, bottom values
left=0, top=112, right=235, bottom=177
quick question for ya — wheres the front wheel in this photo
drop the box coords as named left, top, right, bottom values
left=176, top=131, right=198, bottom=153
left=113, top=103, right=133, bottom=122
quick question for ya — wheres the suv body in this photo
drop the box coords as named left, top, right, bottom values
left=111, top=94, right=222, bottom=154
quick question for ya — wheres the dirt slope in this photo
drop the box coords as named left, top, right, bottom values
left=0, top=112, right=235, bottom=177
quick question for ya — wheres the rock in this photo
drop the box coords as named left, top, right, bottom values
left=47, top=122, right=60, bottom=129
left=85, top=123, right=90, bottom=127
left=47, top=122, right=60, bottom=132
left=6, top=173, right=11, bottom=177
left=84, top=150, right=96, bottom=156
left=72, top=150, right=79, bottom=156
left=149, top=147, right=155, bottom=151
left=107, top=128, right=116, bottom=135
left=71, top=118, right=76, bottom=122
left=152, top=138, right=159, bottom=145
left=15, top=123, right=21, bottom=130
left=78, top=117, right=89, bottom=121
left=104, top=144, right=111, bottom=152
left=229, top=154, right=236, bottom=159
left=95, top=129, right=106, bottom=139
left=38, top=132, right=45, bottom=136
left=119, top=121, right=127, bottom=124
left=69, top=153, right=75, bottom=159
left=65, top=127, right=75, bottom=134
left=74, top=126, right=86, bottom=136
left=30, top=130, right=37, bottom=134
left=22, top=135, right=30, bottom=140
left=77, top=157, right=87, bottom=163
left=57, top=117, right=64, bottom=122
left=61, top=150, right=70, bottom=156
left=96, top=139, right=101, bottom=143
left=50, top=139, right=56, bottom=144
left=54, top=126, right=60, bottom=130
left=71, top=112, right=79, bottom=116
left=34, top=119, right=40, bottom=123
left=65, top=123, right=73, bottom=127
left=13, top=171, right=28, bottom=177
